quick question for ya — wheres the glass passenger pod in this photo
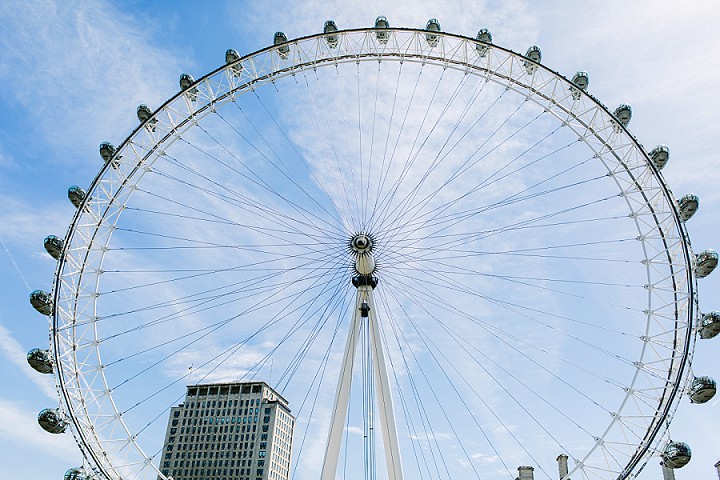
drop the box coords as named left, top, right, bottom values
left=29, top=290, right=53, bottom=316
left=67, top=185, right=87, bottom=209
left=64, top=467, right=89, bottom=480
left=323, top=20, right=339, bottom=48
left=43, top=235, right=64, bottom=260
left=695, top=249, right=718, bottom=278
left=374, top=16, right=390, bottom=44
left=688, top=376, right=717, bottom=403
left=179, top=73, right=199, bottom=101
left=27, top=348, right=53, bottom=374
left=649, top=144, right=670, bottom=170
left=99, top=141, right=120, bottom=169
left=662, top=441, right=692, bottom=469
left=37, top=408, right=68, bottom=434
left=700, top=311, right=720, bottom=339
left=425, top=18, right=441, bottom=47
left=677, top=194, right=699, bottom=222
left=475, top=28, right=492, bottom=57
left=524, top=46, right=542, bottom=74
left=570, top=71, right=589, bottom=100
left=136, top=104, right=157, bottom=131
left=273, top=32, right=290, bottom=59
left=613, top=104, right=632, bottom=127
left=225, top=49, right=243, bottom=76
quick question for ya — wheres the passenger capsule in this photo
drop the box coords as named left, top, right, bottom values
left=225, top=49, right=243, bottom=76
left=27, top=348, right=53, bottom=374
left=662, top=441, right=691, bottom=469
left=572, top=71, right=589, bottom=91
left=688, top=376, right=716, bottom=403
left=524, top=46, right=542, bottom=74
left=695, top=249, right=718, bottom=278
left=475, top=29, right=493, bottom=58
left=37, top=408, right=68, bottom=434
left=30, top=290, right=53, bottom=316
left=43, top=235, right=64, bottom=260
left=274, top=31, right=290, bottom=59
left=179, top=73, right=198, bottom=101
left=614, top=104, right=632, bottom=127
left=649, top=144, right=670, bottom=170
left=64, top=467, right=89, bottom=480
left=324, top=20, right=339, bottom=48
left=700, top=311, right=720, bottom=339
left=425, top=18, right=441, bottom=47
left=677, top=194, right=699, bottom=222
left=570, top=71, right=589, bottom=100
left=99, top=142, right=116, bottom=163
left=374, top=16, right=390, bottom=44
left=136, top=104, right=157, bottom=131
left=68, top=185, right=87, bottom=209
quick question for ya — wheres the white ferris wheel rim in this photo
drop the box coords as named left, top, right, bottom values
left=49, top=27, right=697, bottom=480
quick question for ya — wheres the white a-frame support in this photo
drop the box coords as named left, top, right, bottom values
left=320, top=282, right=404, bottom=480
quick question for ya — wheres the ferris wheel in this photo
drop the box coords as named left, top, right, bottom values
left=27, top=18, right=719, bottom=480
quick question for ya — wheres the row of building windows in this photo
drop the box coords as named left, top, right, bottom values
left=182, top=406, right=261, bottom=418
left=186, top=383, right=264, bottom=397
left=162, top=458, right=266, bottom=469
left=166, top=444, right=262, bottom=455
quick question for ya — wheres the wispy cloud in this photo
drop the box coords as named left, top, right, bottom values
left=0, top=321, right=57, bottom=399
left=0, top=0, right=187, bottom=162
left=0, top=398, right=80, bottom=460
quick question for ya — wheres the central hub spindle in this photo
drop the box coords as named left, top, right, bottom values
left=350, top=233, right=376, bottom=277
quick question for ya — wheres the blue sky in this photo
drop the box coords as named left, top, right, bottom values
left=0, top=1, right=718, bottom=479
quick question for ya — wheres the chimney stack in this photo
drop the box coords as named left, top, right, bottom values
left=660, top=461, right=676, bottom=480
left=516, top=465, right=534, bottom=480
left=556, top=453, right=569, bottom=479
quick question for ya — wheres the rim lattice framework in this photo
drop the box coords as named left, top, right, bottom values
left=49, top=28, right=696, bottom=480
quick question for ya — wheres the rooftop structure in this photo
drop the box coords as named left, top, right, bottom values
left=159, top=381, right=294, bottom=480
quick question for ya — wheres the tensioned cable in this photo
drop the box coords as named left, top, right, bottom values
left=129, top=129, right=347, bottom=244
left=236, top=79, right=357, bottom=232
left=109, top=250, right=349, bottom=395
left=377, top=105, right=546, bottom=244
left=365, top=60, right=478, bottom=229
left=183, top=121, right=345, bottom=239
left=366, top=62, right=434, bottom=229
left=221, top=90, right=346, bottom=232
left=374, top=84, right=526, bottom=237
left=101, top=262, right=349, bottom=365
left=381, top=270, right=631, bottom=389
left=383, top=283, right=556, bottom=479
left=289, top=66, right=358, bottom=229
left=385, top=275, right=607, bottom=437
left=369, top=66, right=478, bottom=233
left=122, top=252, right=352, bottom=431
left=382, top=193, right=619, bottom=264
left=147, top=149, right=345, bottom=243
left=381, top=171, right=612, bottom=258
left=97, top=252, right=341, bottom=323
left=375, top=288, right=453, bottom=480
left=379, top=125, right=578, bottom=243
left=373, top=287, right=497, bottom=480
left=386, top=263, right=642, bottom=369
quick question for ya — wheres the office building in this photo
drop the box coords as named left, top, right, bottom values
left=159, top=381, right=294, bottom=480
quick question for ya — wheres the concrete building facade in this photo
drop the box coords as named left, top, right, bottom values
left=159, top=381, right=294, bottom=480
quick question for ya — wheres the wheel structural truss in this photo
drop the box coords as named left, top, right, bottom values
left=43, top=27, right=704, bottom=480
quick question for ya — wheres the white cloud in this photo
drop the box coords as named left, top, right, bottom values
left=0, top=321, right=57, bottom=400
left=0, top=398, right=80, bottom=460
left=0, top=0, right=187, bottom=163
